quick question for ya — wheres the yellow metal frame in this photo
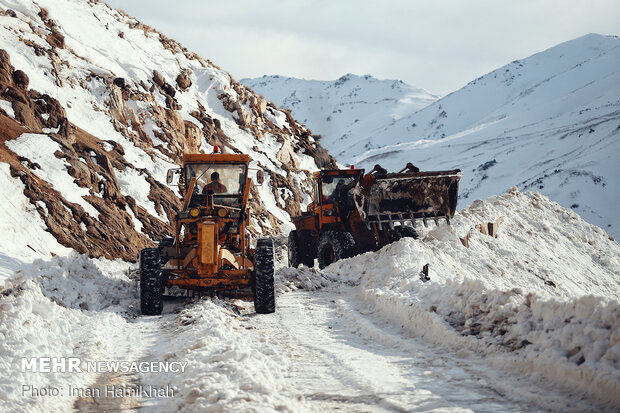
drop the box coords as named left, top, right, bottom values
left=166, top=153, right=255, bottom=291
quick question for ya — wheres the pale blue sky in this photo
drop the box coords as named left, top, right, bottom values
left=104, top=0, right=619, bottom=95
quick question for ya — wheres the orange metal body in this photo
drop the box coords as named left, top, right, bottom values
left=291, top=168, right=382, bottom=257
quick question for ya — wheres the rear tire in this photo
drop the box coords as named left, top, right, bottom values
left=253, top=238, right=275, bottom=314
left=390, top=225, right=419, bottom=242
left=317, top=230, right=358, bottom=269
left=288, top=230, right=314, bottom=268
left=140, top=248, right=163, bottom=315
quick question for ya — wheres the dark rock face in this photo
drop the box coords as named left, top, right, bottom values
left=0, top=49, right=13, bottom=84
left=39, top=7, right=65, bottom=49
left=161, top=82, right=176, bottom=97
left=0, top=49, right=180, bottom=261
left=152, top=70, right=165, bottom=87
left=12, top=70, right=28, bottom=89
left=176, top=70, right=192, bottom=90
left=46, top=29, right=65, bottom=49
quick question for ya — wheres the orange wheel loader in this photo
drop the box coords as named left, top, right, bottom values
left=288, top=163, right=462, bottom=269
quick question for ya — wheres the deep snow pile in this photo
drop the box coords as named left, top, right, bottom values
left=298, top=188, right=620, bottom=407
left=0, top=253, right=135, bottom=412
left=0, top=251, right=307, bottom=412
left=138, top=300, right=305, bottom=412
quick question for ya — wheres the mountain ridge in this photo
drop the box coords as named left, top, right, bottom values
left=243, top=34, right=620, bottom=237
left=242, top=73, right=438, bottom=161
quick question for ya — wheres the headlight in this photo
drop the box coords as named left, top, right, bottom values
left=189, top=208, right=200, bottom=217
left=217, top=208, right=228, bottom=218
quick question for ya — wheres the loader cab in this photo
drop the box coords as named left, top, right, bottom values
left=311, top=169, right=363, bottom=207
left=304, top=169, right=364, bottom=234
left=320, top=174, right=358, bottom=204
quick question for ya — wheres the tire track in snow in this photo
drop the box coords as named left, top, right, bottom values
left=73, top=298, right=186, bottom=412
left=247, top=290, right=532, bottom=412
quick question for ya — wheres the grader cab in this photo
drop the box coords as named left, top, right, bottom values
left=139, top=153, right=275, bottom=315
left=288, top=164, right=462, bottom=269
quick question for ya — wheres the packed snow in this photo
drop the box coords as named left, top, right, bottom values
left=319, top=188, right=620, bottom=407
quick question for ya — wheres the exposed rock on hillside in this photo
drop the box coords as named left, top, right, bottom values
left=0, top=0, right=335, bottom=261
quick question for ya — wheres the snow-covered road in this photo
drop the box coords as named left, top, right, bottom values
left=2, top=190, right=618, bottom=412
left=67, top=284, right=597, bottom=413
left=248, top=290, right=528, bottom=412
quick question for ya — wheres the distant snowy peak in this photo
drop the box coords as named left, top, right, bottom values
left=241, top=74, right=438, bottom=160
left=379, top=33, right=620, bottom=147
left=350, top=33, right=620, bottom=237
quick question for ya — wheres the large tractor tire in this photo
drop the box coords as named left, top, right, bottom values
left=317, top=230, right=358, bottom=269
left=390, top=225, right=419, bottom=242
left=140, top=248, right=163, bottom=315
left=158, top=236, right=174, bottom=264
left=288, top=230, right=314, bottom=268
left=253, top=238, right=276, bottom=314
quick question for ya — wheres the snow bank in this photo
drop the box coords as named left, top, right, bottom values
left=318, top=189, right=620, bottom=407
left=10, top=252, right=134, bottom=311
left=0, top=253, right=134, bottom=412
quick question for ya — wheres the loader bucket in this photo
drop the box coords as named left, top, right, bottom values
left=353, top=169, right=462, bottom=227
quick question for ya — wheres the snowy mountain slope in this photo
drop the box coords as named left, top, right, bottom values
left=0, top=0, right=333, bottom=272
left=241, top=74, right=438, bottom=160
left=1, top=189, right=618, bottom=411
left=246, top=35, right=620, bottom=238
left=352, top=34, right=620, bottom=237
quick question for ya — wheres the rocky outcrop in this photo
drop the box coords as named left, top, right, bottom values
left=0, top=0, right=339, bottom=261
left=176, top=69, right=192, bottom=90
left=0, top=49, right=179, bottom=261
left=0, top=50, right=66, bottom=132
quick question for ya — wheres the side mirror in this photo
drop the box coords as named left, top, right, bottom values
left=256, top=170, right=264, bottom=185
left=166, top=168, right=182, bottom=185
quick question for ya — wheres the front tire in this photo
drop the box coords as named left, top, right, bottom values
left=140, top=248, right=163, bottom=315
left=288, top=230, right=314, bottom=268
left=253, top=238, right=275, bottom=314
left=390, top=225, right=419, bottom=242
left=317, top=230, right=358, bottom=269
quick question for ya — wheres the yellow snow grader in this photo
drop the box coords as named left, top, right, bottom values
left=288, top=163, right=462, bottom=268
left=139, top=152, right=275, bottom=315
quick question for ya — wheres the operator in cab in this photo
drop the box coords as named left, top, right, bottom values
left=202, top=171, right=227, bottom=194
